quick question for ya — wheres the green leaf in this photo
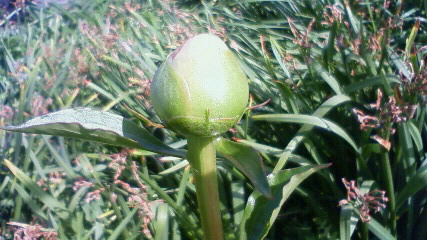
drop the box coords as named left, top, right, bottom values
left=388, top=48, right=412, bottom=80
left=12, top=183, right=48, bottom=220
left=260, top=95, right=351, bottom=172
left=368, top=217, right=396, bottom=240
left=407, top=121, right=424, bottom=156
left=107, top=208, right=138, bottom=240
left=252, top=114, right=359, bottom=152
left=159, top=160, right=188, bottom=175
left=313, top=61, right=342, bottom=95
left=235, top=139, right=313, bottom=165
left=405, top=20, right=420, bottom=58
left=154, top=203, right=170, bottom=240
left=269, top=36, right=292, bottom=80
left=275, top=81, right=299, bottom=113
left=0, top=108, right=185, bottom=158
left=340, top=205, right=358, bottom=240
left=239, top=164, right=330, bottom=240
left=344, top=75, right=400, bottom=93
left=339, top=180, right=373, bottom=239
left=215, top=138, right=271, bottom=197
left=4, top=160, right=69, bottom=219
left=396, top=163, right=427, bottom=213
left=344, top=1, right=360, bottom=35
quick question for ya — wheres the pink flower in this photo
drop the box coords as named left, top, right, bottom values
left=339, top=178, right=388, bottom=222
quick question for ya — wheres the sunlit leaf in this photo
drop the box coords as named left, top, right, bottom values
left=4, top=160, right=69, bottom=219
left=215, top=138, right=271, bottom=197
left=0, top=108, right=185, bottom=158
left=239, top=164, right=330, bottom=240
left=252, top=114, right=359, bottom=152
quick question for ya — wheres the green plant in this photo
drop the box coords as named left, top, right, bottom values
left=151, top=33, right=250, bottom=239
left=1, top=0, right=426, bottom=239
left=0, top=32, right=325, bottom=239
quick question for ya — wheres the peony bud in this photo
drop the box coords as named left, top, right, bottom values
left=150, top=34, right=249, bottom=136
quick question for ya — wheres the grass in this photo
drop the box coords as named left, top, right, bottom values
left=0, top=0, right=426, bottom=239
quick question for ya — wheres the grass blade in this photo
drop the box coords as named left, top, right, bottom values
left=252, top=114, right=359, bottom=152
left=4, top=160, right=69, bottom=219
left=107, top=208, right=138, bottom=240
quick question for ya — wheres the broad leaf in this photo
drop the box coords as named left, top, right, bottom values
left=239, top=164, right=330, bottom=240
left=0, top=108, right=185, bottom=158
left=215, top=138, right=271, bottom=198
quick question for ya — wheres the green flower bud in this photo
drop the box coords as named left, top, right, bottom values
left=150, top=34, right=249, bottom=136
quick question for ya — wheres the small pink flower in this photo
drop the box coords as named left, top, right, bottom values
left=339, top=178, right=388, bottom=222
left=0, top=105, right=14, bottom=119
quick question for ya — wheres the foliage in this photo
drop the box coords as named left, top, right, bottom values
left=0, top=0, right=426, bottom=239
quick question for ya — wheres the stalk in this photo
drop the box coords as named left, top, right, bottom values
left=381, top=151, right=396, bottom=235
left=380, top=122, right=396, bottom=236
left=187, top=136, right=224, bottom=240
left=361, top=222, right=369, bottom=240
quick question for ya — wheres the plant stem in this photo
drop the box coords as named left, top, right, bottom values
left=361, top=221, right=369, bottom=240
left=187, top=136, right=224, bottom=240
left=380, top=124, right=396, bottom=236
left=381, top=151, right=396, bottom=236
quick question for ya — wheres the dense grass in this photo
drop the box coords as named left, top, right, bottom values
left=0, top=0, right=426, bottom=239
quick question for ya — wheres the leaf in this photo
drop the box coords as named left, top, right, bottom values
left=12, top=183, right=48, bottom=220
left=159, top=160, right=188, bottom=175
left=275, top=81, right=299, bottom=113
left=252, top=114, right=359, bottom=152
left=339, top=205, right=358, bottom=240
left=239, top=164, right=330, bottom=240
left=339, top=180, right=373, bottom=239
left=154, top=203, right=170, bottom=240
left=405, top=20, right=420, bottom=58
left=4, top=160, right=69, bottom=219
left=269, top=36, right=292, bottom=80
left=388, top=48, right=412, bottom=80
left=235, top=139, right=313, bottom=165
left=396, top=163, right=427, bottom=212
left=343, top=75, right=400, bottom=93
left=343, top=1, right=360, bottom=35
left=0, top=108, right=185, bottom=158
left=313, top=61, right=342, bottom=95
left=107, top=208, right=138, bottom=240
left=215, top=138, right=271, bottom=197
left=407, top=121, right=423, bottom=156
left=260, top=95, right=351, bottom=172
left=368, top=217, right=396, bottom=240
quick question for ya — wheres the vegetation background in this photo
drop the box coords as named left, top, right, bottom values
left=0, top=0, right=426, bottom=239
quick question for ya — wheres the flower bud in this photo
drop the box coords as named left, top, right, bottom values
left=150, top=34, right=249, bottom=136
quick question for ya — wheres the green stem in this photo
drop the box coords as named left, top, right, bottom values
left=187, top=136, right=224, bottom=240
left=381, top=151, right=396, bottom=236
left=361, top=221, right=369, bottom=240
left=380, top=125, right=396, bottom=236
